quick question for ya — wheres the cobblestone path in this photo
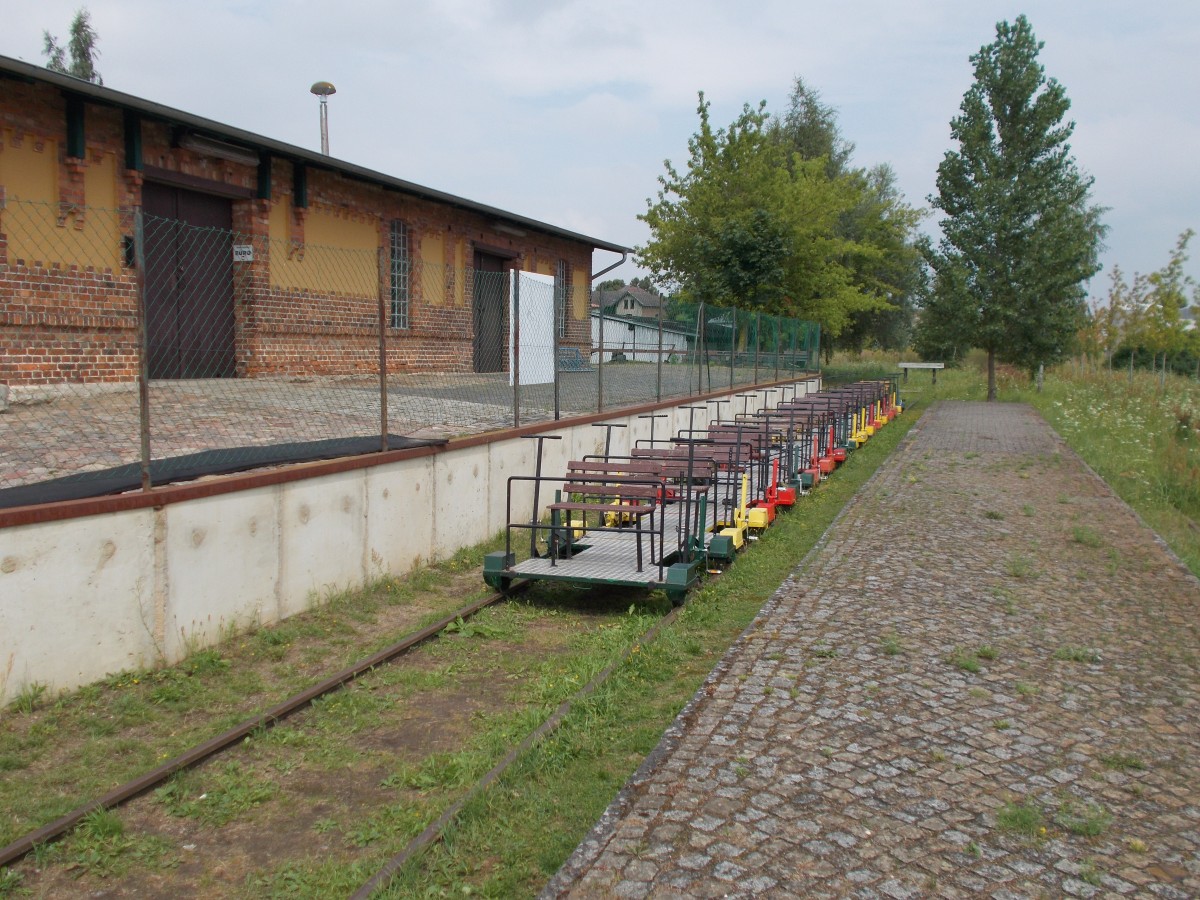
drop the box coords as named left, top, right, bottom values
left=545, top=401, right=1199, bottom=899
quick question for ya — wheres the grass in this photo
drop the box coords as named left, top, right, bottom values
left=8, top=682, right=48, bottom=714
left=155, top=762, right=279, bottom=827
left=0, top=561, right=502, bottom=850
left=1072, top=525, right=1104, bottom=548
left=1100, top=752, right=1146, bottom=771
left=1004, top=554, right=1035, bottom=578
left=947, top=648, right=981, bottom=674
left=1054, top=645, right=1103, bottom=664
left=996, top=797, right=1046, bottom=838
left=1053, top=798, right=1112, bottom=837
left=997, top=364, right=1200, bottom=575
left=879, top=632, right=904, bottom=656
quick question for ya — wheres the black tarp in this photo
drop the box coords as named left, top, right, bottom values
left=0, top=435, right=447, bottom=510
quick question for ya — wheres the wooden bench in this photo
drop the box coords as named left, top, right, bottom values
left=550, top=479, right=660, bottom=571
left=557, top=347, right=592, bottom=372
left=898, top=361, right=945, bottom=383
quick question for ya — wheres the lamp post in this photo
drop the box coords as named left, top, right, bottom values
left=310, top=81, right=336, bottom=155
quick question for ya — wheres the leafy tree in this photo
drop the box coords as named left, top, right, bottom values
left=595, top=278, right=625, bottom=292
left=921, top=15, right=1106, bottom=399
left=772, top=84, right=924, bottom=355
left=43, top=8, right=102, bottom=84
left=1142, top=229, right=1196, bottom=371
left=638, top=93, right=886, bottom=338
left=1099, top=230, right=1198, bottom=376
left=833, top=163, right=926, bottom=355
left=772, top=76, right=855, bottom=179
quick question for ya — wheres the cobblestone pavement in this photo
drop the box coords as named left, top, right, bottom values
left=545, top=401, right=1200, bottom=899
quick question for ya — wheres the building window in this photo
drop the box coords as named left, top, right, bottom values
left=390, top=220, right=410, bottom=329
left=555, top=259, right=568, bottom=339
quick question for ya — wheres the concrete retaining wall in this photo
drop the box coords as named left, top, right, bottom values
left=0, top=380, right=817, bottom=704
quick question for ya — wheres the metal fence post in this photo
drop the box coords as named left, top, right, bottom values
left=728, top=310, right=735, bottom=391
left=512, top=270, right=521, bottom=427
left=754, top=311, right=761, bottom=385
left=378, top=247, right=389, bottom=451
left=774, top=316, right=781, bottom=381
left=134, top=207, right=152, bottom=492
left=552, top=275, right=561, bottom=421
left=656, top=295, right=664, bottom=403
left=597, top=306, right=605, bottom=414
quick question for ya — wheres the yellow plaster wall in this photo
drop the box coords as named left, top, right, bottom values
left=421, top=231, right=445, bottom=306
left=0, top=130, right=57, bottom=202
left=1, top=130, right=58, bottom=265
left=79, top=152, right=121, bottom=270
left=267, top=192, right=290, bottom=250
left=0, top=133, right=120, bottom=270
left=452, top=239, right=465, bottom=306
left=572, top=266, right=589, bottom=320
left=270, top=202, right=379, bottom=295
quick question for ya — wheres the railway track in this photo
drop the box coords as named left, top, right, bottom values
left=0, top=577, right=690, bottom=897
left=1, top=379, right=909, bottom=896
left=0, top=585, right=520, bottom=870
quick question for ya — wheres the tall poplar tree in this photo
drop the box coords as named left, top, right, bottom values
left=921, top=15, right=1105, bottom=399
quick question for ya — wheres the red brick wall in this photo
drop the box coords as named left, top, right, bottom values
left=1, top=79, right=597, bottom=386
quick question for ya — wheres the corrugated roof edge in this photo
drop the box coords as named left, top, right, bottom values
left=0, top=54, right=631, bottom=255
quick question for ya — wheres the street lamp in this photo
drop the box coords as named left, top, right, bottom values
left=310, top=81, right=336, bottom=155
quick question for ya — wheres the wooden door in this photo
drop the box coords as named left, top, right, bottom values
left=143, top=183, right=235, bottom=378
left=472, top=251, right=507, bottom=374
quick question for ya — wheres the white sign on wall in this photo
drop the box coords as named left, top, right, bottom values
left=232, top=244, right=254, bottom=262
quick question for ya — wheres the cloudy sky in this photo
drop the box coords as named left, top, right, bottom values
left=5, top=0, right=1198, bottom=296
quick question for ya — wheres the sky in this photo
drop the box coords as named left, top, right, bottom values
left=5, top=0, right=1198, bottom=299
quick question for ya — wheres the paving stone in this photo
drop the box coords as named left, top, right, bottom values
left=543, top=402, right=1200, bottom=899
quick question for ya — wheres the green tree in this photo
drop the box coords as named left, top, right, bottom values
left=921, top=15, right=1106, bottom=399
left=771, top=83, right=924, bottom=356
left=43, top=7, right=102, bottom=84
left=772, top=76, right=855, bottom=179
left=595, top=278, right=626, bottom=292
left=1142, top=229, right=1196, bottom=374
left=1101, top=230, right=1198, bottom=377
left=833, top=163, right=926, bottom=355
left=638, top=93, right=885, bottom=338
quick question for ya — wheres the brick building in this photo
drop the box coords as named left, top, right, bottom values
left=0, top=55, right=627, bottom=386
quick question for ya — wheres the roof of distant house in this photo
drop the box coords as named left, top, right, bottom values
left=592, top=285, right=664, bottom=310
left=0, top=54, right=630, bottom=255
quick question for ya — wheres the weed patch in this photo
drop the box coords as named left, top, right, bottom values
left=996, top=798, right=1046, bottom=838
left=1054, top=798, right=1112, bottom=837
left=947, top=648, right=981, bottom=673
left=1054, top=645, right=1102, bottom=664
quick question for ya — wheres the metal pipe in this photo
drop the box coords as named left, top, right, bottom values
left=656, top=293, right=664, bottom=402
left=552, top=274, right=561, bottom=421
left=754, top=312, right=761, bottom=386
left=134, top=207, right=151, bottom=491
left=512, top=270, right=521, bottom=427
left=378, top=246, right=389, bottom=452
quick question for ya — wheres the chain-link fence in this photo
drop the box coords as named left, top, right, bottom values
left=0, top=200, right=819, bottom=504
